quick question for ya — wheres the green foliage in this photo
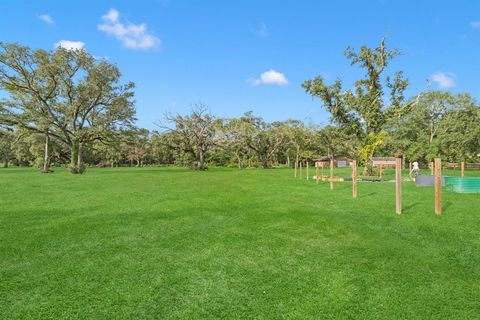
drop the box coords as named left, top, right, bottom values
left=359, top=131, right=388, bottom=173
left=1, top=40, right=479, bottom=171
left=236, top=112, right=287, bottom=168
left=159, top=104, right=219, bottom=170
left=387, top=91, right=480, bottom=163
left=0, top=42, right=136, bottom=174
left=317, top=125, right=358, bottom=159
left=302, top=39, right=411, bottom=136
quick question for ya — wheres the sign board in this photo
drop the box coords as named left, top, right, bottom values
left=372, top=157, right=396, bottom=167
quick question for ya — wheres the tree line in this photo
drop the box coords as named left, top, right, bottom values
left=1, top=40, right=479, bottom=174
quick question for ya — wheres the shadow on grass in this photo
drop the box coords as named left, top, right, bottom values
left=443, top=201, right=453, bottom=212
left=359, top=192, right=376, bottom=198
left=402, top=202, right=419, bottom=214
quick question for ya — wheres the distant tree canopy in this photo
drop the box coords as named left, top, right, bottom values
left=0, top=40, right=479, bottom=172
left=157, top=104, right=220, bottom=170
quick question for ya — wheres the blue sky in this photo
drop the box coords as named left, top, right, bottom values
left=1, top=0, right=480, bottom=129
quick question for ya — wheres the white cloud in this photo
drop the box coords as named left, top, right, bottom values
left=39, top=14, right=54, bottom=25
left=98, top=8, right=160, bottom=50
left=248, top=69, right=289, bottom=86
left=249, top=22, right=269, bottom=37
left=430, top=72, right=456, bottom=89
left=470, top=21, right=480, bottom=28
left=54, top=40, right=85, bottom=51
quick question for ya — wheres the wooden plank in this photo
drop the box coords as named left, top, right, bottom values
left=372, top=157, right=396, bottom=161
left=446, top=162, right=458, bottom=169
left=330, top=159, right=334, bottom=190
left=435, top=158, right=442, bottom=215
left=461, top=161, right=465, bottom=178
left=395, top=158, right=402, bottom=214
left=465, top=162, right=480, bottom=169
left=352, top=160, right=357, bottom=199
left=373, top=160, right=396, bottom=166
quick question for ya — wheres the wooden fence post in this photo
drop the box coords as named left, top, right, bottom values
left=294, top=161, right=297, bottom=178
left=395, top=157, right=402, bottom=214
left=300, top=161, right=303, bottom=178
left=306, top=161, right=309, bottom=180
left=461, top=161, right=465, bottom=178
left=315, top=162, right=319, bottom=184
left=352, top=160, right=357, bottom=199
left=330, top=159, right=334, bottom=190
left=379, top=164, right=383, bottom=179
left=435, top=158, right=442, bottom=215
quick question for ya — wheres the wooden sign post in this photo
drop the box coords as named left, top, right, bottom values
left=329, top=159, right=334, bottom=190
left=299, top=161, right=303, bottom=178
left=461, top=161, right=465, bottom=178
left=395, top=157, right=402, bottom=214
left=352, top=160, right=357, bottom=199
left=315, top=162, right=319, bottom=184
left=306, top=161, right=309, bottom=180
left=294, top=161, right=297, bottom=178
left=435, top=158, right=442, bottom=215
left=372, top=157, right=396, bottom=177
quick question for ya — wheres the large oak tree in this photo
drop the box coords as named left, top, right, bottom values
left=0, top=42, right=135, bottom=173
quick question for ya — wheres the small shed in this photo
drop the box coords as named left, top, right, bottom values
left=314, top=156, right=353, bottom=168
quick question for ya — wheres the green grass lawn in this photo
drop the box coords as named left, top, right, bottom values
left=1, top=167, right=480, bottom=319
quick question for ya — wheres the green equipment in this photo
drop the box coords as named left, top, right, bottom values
left=445, top=177, right=480, bottom=193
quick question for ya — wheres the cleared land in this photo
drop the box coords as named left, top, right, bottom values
left=1, top=167, right=480, bottom=319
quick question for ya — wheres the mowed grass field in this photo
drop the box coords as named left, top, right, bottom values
left=1, top=166, right=480, bottom=319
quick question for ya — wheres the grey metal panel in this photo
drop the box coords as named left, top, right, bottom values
left=415, top=175, right=445, bottom=186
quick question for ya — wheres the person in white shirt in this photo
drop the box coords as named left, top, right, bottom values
left=411, top=161, right=420, bottom=177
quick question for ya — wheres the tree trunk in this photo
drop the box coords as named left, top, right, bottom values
left=198, top=149, right=205, bottom=170
left=363, top=157, right=373, bottom=176
left=42, top=132, right=50, bottom=173
left=71, top=139, right=79, bottom=168
left=2, top=157, right=8, bottom=168
left=261, top=155, right=271, bottom=169
left=70, top=138, right=85, bottom=174
left=77, top=142, right=82, bottom=168
left=235, top=152, right=242, bottom=169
